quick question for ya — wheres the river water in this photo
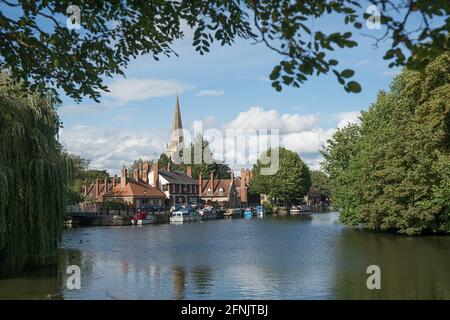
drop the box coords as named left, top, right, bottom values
left=1, top=211, right=449, bottom=299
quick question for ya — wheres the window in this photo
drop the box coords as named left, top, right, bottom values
left=162, top=185, right=168, bottom=191
left=218, top=188, right=224, bottom=196
left=207, top=188, right=212, bottom=196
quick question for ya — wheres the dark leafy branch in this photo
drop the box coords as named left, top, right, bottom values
left=0, top=0, right=448, bottom=102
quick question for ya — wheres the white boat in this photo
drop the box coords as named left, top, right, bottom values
left=290, top=204, right=311, bottom=215
left=256, top=206, right=265, bottom=217
left=131, top=212, right=158, bottom=225
left=170, top=208, right=200, bottom=223
left=199, top=207, right=217, bottom=220
left=299, top=204, right=311, bottom=213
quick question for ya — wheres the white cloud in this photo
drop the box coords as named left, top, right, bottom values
left=105, top=78, right=195, bottom=104
left=60, top=125, right=168, bottom=174
left=225, top=106, right=317, bottom=134
left=196, top=89, right=225, bottom=96
left=282, top=129, right=334, bottom=154
left=337, top=111, right=361, bottom=128
left=58, top=102, right=113, bottom=116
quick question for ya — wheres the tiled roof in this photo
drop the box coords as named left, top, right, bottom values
left=159, top=170, right=197, bottom=185
left=103, top=179, right=167, bottom=198
left=85, top=177, right=119, bottom=199
left=199, top=179, right=233, bottom=197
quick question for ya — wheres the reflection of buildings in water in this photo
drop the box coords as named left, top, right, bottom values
left=191, top=266, right=214, bottom=295
left=172, top=266, right=186, bottom=300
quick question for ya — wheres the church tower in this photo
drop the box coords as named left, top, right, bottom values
left=165, top=94, right=184, bottom=158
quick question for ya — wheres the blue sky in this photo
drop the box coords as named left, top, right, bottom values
left=40, top=5, right=406, bottom=174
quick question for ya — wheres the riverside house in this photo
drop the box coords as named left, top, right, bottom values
left=102, top=165, right=167, bottom=210
left=148, top=162, right=200, bottom=206
left=198, top=172, right=239, bottom=208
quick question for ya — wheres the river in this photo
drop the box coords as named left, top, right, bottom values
left=1, top=211, right=449, bottom=299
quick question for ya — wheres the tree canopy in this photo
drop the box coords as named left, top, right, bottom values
left=158, top=134, right=232, bottom=179
left=64, top=152, right=110, bottom=204
left=321, top=53, right=450, bottom=235
left=250, top=147, right=311, bottom=206
left=0, top=74, right=68, bottom=271
left=1, top=1, right=448, bottom=101
left=310, top=170, right=331, bottom=199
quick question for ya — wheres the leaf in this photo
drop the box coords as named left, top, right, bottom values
left=346, top=81, right=361, bottom=93
left=341, top=69, right=354, bottom=78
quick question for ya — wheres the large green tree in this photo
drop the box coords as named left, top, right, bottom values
left=250, top=147, right=311, bottom=206
left=322, top=53, right=450, bottom=235
left=0, top=75, right=68, bottom=272
left=1, top=1, right=448, bottom=101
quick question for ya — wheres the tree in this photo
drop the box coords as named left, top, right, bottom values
left=1, top=1, right=448, bottom=101
left=310, top=170, right=331, bottom=199
left=250, top=147, right=311, bottom=206
left=0, top=74, right=68, bottom=271
left=158, top=134, right=232, bottom=179
left=321, top=52, right=450, bottom=235
left=63, top=152, right=110, bottom=204
left=127, top=158, right=153, bottom=179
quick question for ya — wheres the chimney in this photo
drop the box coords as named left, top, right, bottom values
left=153, top=162, right=159, bottom=189
left=121, top=165, right=127, bottom=188
left=210, top=171, right=214, bottom=192
left=104, top=177, right=108, bottom=195
left=198, top=174, right=203, bottom=195
left=143, top=161, right=150, bottom=184
left=186, top=165, right=192, bottom=178
left=113, top=175, right=117, bottom=188
left=95, top=177, right=100, bottom=198
left=134, top=168, right=140, bottom=181
left=83, top=179, right=88, bottom=196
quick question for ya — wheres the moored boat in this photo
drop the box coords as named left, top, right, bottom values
left=170, top=208, right=200, bottom=223
left=131, top=211, right=157, bottom=225
left=243, top=208, right=253, bottom=219
left=256, top=205, right=265, bottom=217
left=199, top=206, right=218, bottom=220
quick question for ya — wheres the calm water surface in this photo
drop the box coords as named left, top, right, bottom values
left=1, top=212, right=449, bottom=299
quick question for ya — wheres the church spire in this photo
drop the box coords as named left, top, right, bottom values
left=165, top=93, right=184, bottom=157
left=173, top=93, right=183, bottom=131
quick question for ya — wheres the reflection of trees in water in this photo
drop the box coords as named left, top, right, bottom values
left=0, top=248, right=81, bottom=299
left=332, top=229, right=450, bottom=299
left=172, top=266, right=186, bottom=300
left=191, top=266, right=213, bottom=295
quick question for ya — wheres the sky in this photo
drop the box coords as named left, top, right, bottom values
left=51, top=5, right=405, bottom=175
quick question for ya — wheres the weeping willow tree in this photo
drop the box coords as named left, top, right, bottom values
left=0, top=74, right=69, bottom=273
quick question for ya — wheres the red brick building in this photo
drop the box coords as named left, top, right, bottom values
left=198, top=172, right=239, bottom=208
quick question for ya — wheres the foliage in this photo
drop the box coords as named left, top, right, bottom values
left=310, top=170, right=331, bottom=199
left=321, top=53, right=450, bottom=235
left=0, top=74, right=68, bottom=271
left=159, top=134, right=231, bottom=179
left=1, top=1, right=448, bottom=101
left=250, top=147, right=311, bottom=206
left=64, top=152, right=110, bottom=205
left=127, top=158, right=153, bottom=179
